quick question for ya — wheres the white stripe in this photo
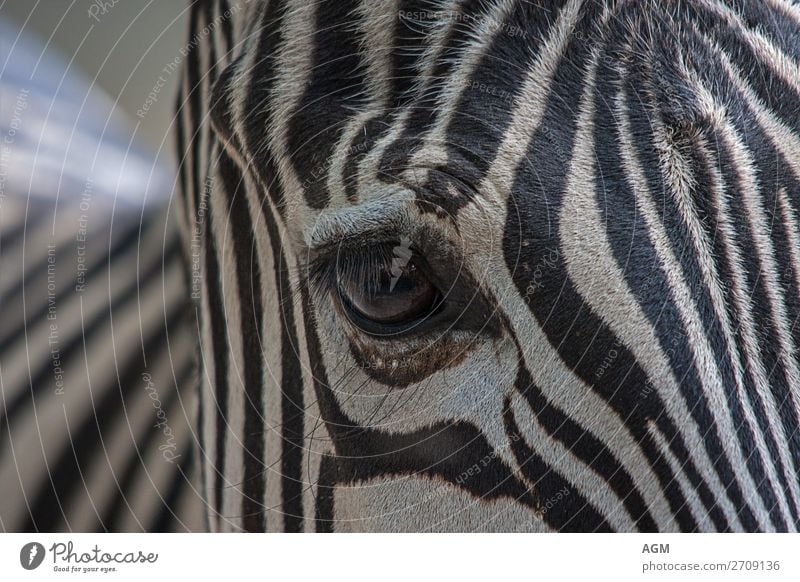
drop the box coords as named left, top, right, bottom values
left=479, top=0, right=583, bottom=208
left=1, top=216, right=165, bottom=409
left=171, top=439, right=207, bottom=532
left=701, top=0, right=800, bottom=94
left=65, top=326, right=188, bottom=531
left=289, top=269, right=333, bottom=533
left=212, top=152, right=249, bottom=532
left=646, top=421, right=715, bottom=531
left=767, top=0, right=800, bottom=30
left=778, top=187, right=800, bottom=304
left=240, top=169, right=286, bottom=532
left=509, top=392, right=636, bottom=532
left=222, top=6, right=266, bottom=172
left=559, top=45, right=688, bottom=531
left=0, top=265, right=184, bottom=531
left=653, top=103, right=800, bottom=529
left=405, top=0, right=520, bottom=181
left=355, top=0, right=463, bottom=202
left=714, top=119, right=800, bottom=528
left=196, top=264, right=222, bottom=529
left=270, top=0, right=323, bottom=228
left=691, top=27, right=800, bottom=187
left=617, top=86, right=774, bottom=531
left=113, top=398, right=193, bottom=532
left=325, top=0, right=398, bottom=205
left=332, top=474, right=549, bottom=532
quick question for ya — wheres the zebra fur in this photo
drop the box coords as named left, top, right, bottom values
left=176, top=0, right=800, bottom=532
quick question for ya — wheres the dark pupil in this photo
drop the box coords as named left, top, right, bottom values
left=339, top=260, right=437, bottom=325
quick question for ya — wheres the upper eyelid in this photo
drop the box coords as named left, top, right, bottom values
left=305, top=218, right=458, bottom=278
left=301, top=199, right=462, bottom=297
left=303, top=191, right=415, bottom=252
left=307, top=227, right=405, bottom=264
left=304, top=231, right=404, bottom=296
left=306, top=238, right=409, bottom=291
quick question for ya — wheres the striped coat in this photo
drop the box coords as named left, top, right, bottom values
left=3, top=0, right=800, bottom=533
left=178, top=0, right=800, bottom=532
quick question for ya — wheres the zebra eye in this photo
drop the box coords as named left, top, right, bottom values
left=336, top=254, right=441, bottom=333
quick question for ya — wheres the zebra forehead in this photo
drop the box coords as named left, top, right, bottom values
left=213, top=0, right=760, bottom=209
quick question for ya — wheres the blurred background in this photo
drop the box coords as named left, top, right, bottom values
left=0, top=1, right=204, bottom=532
left=2, top=1, right=189, bottom=155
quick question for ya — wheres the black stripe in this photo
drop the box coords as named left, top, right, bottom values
left=200, top=153, right=230, bottom=531
left=389, top=0, right=446, bottom=109
left=287, top=0, right=368, bottom=209
left=23, top=303, right=186, bottom=532
left=0, top=234, right=182, bottom=444
left=683, top=23, right=800, bottom=530
left=338, top=0, right=444, bottom=204
left=724, top=0, right=800, bottom=60
left=208, top=51, right=246, bottom=156
left=218, top=152, right=267, bottom=532
left=0, top=206, right=50, bottom=252
left=315, top=453, right=337, bottom=532
left=614, top=27, right=765, bottom=530
left=689, top=134, right=800, bottom=531
left=186, top=2, right=205, bottom=219
left=499, top=4, right=699, bottom=531
left=587, top=15, right=727, bottom=531
left=175, top=84, right=190, bottom=230
left=198, top=2, right=252, bottom=531
left=218, top=0, right=234, bottom=52
left=0, top=217, right=144, bottom=352
left=678, top=0, right=800, bottom=135
left=425, top=1, right=566, bottom=216
left=203, top=0, right=221, bottom=93
left=513, top=342, right=658, bottom=530
left=378, top=0, right=490, bottom=182
left=102, top=358, right=193, bottom=532
left=503, top=392, right=613, bottom=532
left=259, top=176, right=305, bottom=532
left=629, top=16, right=790, bottom=530
left=150, top=441, right=196, bottom=533
left=341, top=114, right=386, bottom=203
left=238, top=0, right=288, bottom=215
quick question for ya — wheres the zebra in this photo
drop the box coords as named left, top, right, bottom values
left=175, top=0, right=800, bottom=532
left=5, top=0, right=799, bottom=534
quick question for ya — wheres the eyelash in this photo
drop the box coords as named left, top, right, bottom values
left=307, top=241, right=412, bottom=300
left=306, top=234, right=504, bottom=344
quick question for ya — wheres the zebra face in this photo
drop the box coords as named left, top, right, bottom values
left=181, top=0, right=800, bottom=531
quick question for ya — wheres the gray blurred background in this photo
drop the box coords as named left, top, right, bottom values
left=0, top=1, right=205, bottom=533
left=1, top=0, right=190, bottom=157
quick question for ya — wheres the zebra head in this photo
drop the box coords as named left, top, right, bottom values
left=177, top=0, right=800, bottom=531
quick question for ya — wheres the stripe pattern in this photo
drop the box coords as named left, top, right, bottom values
left=0, top=194, right=204, bottom=532
left=0, top=15, right=205, bottom=531
left=177, top=0, right=800, bottom=531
